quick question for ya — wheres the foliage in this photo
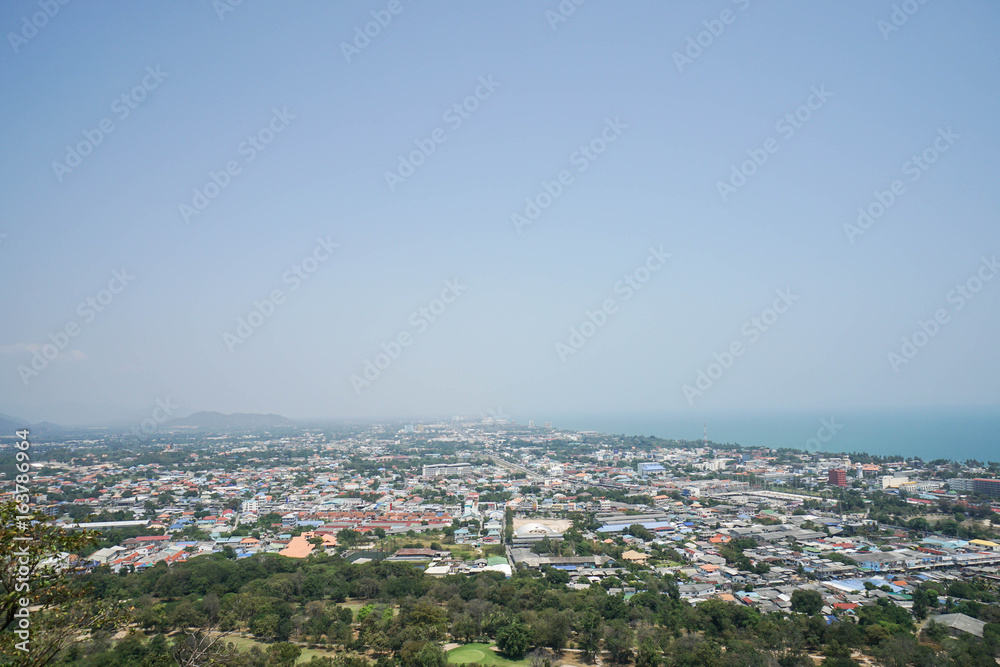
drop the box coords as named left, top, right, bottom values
left=496, top=621, right=531, bottom=659
left=790, top=590, right=823, bottom=615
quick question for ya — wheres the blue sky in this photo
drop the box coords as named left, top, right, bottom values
left=2, top=1, right=998, bottom=425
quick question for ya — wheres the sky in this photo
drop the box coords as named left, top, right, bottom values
left=1, top=1, right=999, bottom=426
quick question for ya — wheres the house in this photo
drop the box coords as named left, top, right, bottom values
left=622, top=550, right=650, bottom=563
left=88, top=546, right=126, bottom=565
left=279, top=535, right=314, bottom=559
left=928, top=613, right=987, bottom=639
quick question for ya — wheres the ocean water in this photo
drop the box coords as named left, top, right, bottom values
left=536, top=407, right=1000, bottom=463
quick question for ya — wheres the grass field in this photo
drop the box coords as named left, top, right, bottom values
left=443, top=544, right=477, bottom=560
left=220, top=634, right=340, bottom=664
left=447, top=643, right=528, bottom=667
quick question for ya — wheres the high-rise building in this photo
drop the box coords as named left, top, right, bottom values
left=972, top=478, right=1000, bottom=498
left=828, top=469, right=848, bottom=488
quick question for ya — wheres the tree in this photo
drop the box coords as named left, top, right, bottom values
left=267, top=641, right=303, bottom=666
left=531, top=536, right=553, bottom=555
left=401, top=640, right=447, bottom=667
left=604, top=619, right=634, bottom=665
left=627, top=524, right=655, bottom=541
left=496, top=621, right=531, bottom=659
left=338, top=528, right=362, bottom=547
left=791, top=589, right=823, bottom=615
left=528, top=649, right=551, bottom=667
left=0, top=501, right=127, bottom=665
left=921, top=620, right=947, bottom=643
left=542, top=566, right=569, bottom=587
left=635, top=635, right=661, bottom=667
left=532, top=608, right=571, bottom=651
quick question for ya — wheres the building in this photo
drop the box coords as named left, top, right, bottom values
left=928, top=613, right=987, bottom=639
left=621, top=550, right=651, bottom=563
left=948, top=478, right=974, bottom=492
left=637, top=462, right=665, bottom=477
left=510, top=522, right=563, bottom=546
left=971, top=478, right=1000, bottom=498
left=422, top=462, right=472, bottom=478
left=828, top=469, right=848, bottom=488
left=882, top=476, right=909, bottom=489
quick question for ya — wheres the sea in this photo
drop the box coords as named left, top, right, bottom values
left=535, top=407, right=1000, bottom=464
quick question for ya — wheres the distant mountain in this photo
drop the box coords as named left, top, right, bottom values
left=0, top=413, right=28, bottom=435
left=166, top=411, right=296, bottom=430
left=0, top=413, right=64, bottom=437
left=4, top=402, right=145, bottom=427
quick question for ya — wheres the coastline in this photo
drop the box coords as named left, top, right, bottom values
left=532, top=406, right=1000, bottom=464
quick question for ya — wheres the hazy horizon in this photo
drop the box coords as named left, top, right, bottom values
left=3, top=3, right=999, bottom=426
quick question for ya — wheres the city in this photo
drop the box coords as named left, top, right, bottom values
left=3, top=417, right=1000, bottom=665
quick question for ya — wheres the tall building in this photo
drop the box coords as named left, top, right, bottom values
left=948, top=478, right=973, bottom=492
left=828, top=469, right=848, bottom=488
left=972, top=478, right=1000, bottom=498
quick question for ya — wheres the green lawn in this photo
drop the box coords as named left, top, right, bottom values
left=219, top=634, right=340, bottom=664
left=443, top=544, right=478, bottom=560
left=448, top=643, right=528, bottom=667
